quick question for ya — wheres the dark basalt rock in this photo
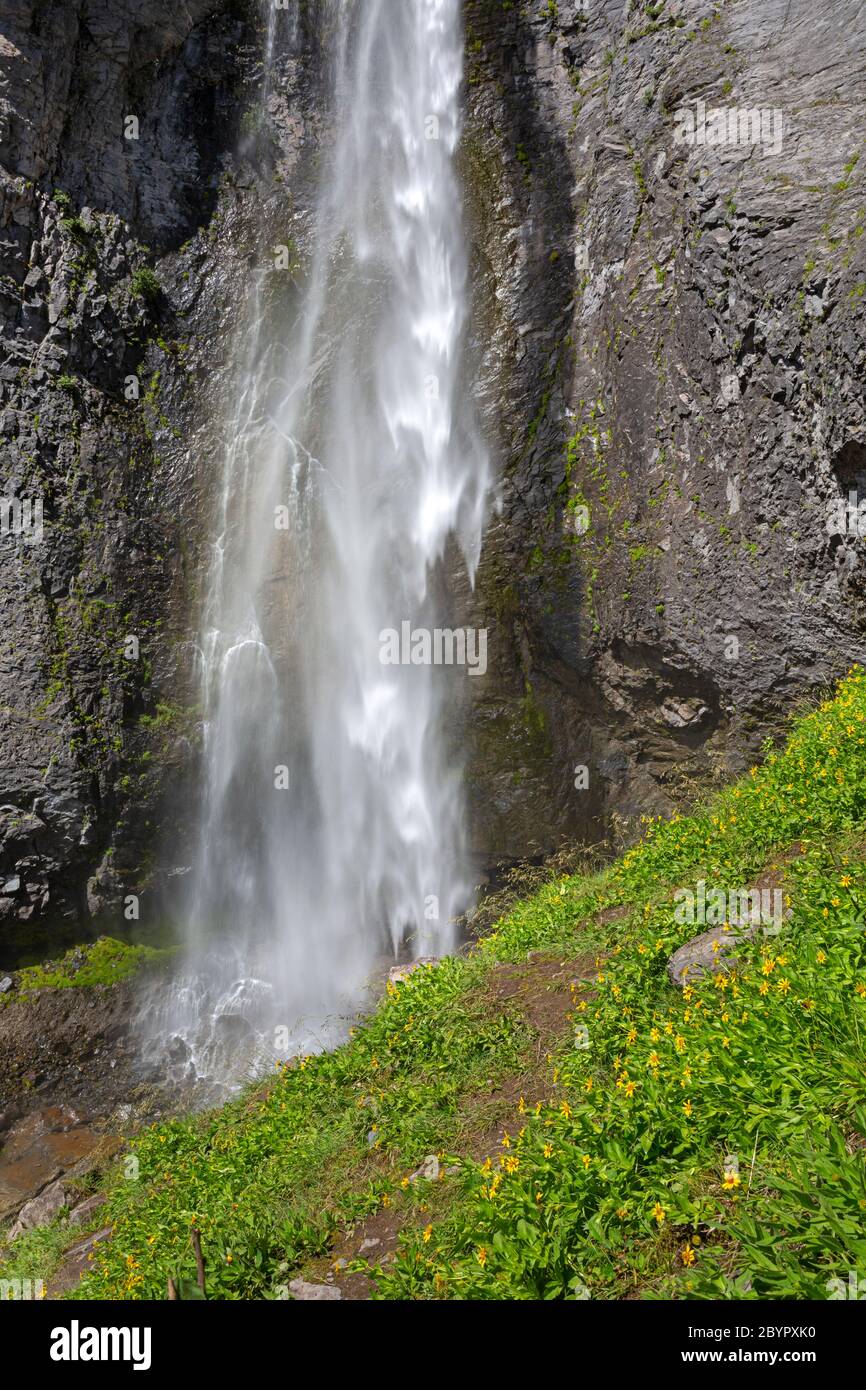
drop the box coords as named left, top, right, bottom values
left=0, top=0, right=312, bottom=953
left=1, top=0, right=865, bottom=950
left=459, top=0, right=866, bottom=855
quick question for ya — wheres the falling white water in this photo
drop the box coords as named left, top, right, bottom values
left=145, top=0, right=489, bottom=1088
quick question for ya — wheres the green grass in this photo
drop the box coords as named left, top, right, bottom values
left=130, top=268, right=161, bottom=304
left=13, top=670, right=866, bottom=1300
left=4, top=938, right=174, bottom=1003
left=0, top=1218, right=80, bottom=1295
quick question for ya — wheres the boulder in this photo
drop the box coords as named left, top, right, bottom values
left=409, top=1154, right=440, bottom=1183
left=7, top=1178, right=70, bottom=1238
left=287, top=1278, right=342, bottom=1301
left=388, top=957, right=439, bottom=986
left=667, top=924, right=759, bottom=988
left=69, top=1192, right=107, bottom=1225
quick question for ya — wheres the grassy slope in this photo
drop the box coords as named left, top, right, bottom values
left=8, top=670, right=866, bottom=1300
left=2, top=938, right=174, bottom=1003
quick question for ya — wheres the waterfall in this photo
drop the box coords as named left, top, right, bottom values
left=145, top=0, right=489, bottom=1088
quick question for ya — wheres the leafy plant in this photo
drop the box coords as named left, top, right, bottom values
left=130, top=268, right=162, bottom=305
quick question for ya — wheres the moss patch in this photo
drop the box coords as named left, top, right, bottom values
left=6, top=937, right=175, bottom=1002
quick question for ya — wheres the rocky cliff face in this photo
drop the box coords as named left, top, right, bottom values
left=0, top=0, right=267, bottom=955
left=461, top=0, right=866, bottom=856
left=2, top=0, right=865, bottom=950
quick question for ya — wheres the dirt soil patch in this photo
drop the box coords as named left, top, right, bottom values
left=0, top=983, right=134, bottom=1118
left=296, top=949, right=600, bottom=1299
left=458, top=950, right=599, bottom=1160
left=0, top=980, right=186, bottom=1246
